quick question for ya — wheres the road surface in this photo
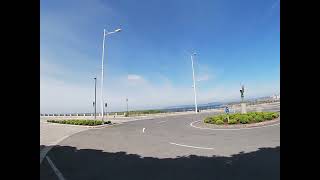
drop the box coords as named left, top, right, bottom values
left=41, top=103, right=280, bottom=180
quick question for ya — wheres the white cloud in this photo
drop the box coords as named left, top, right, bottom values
left=127, top=74, right=143, bottom=81
left=41, top=66, right=279, bottom=113
left=197, top=74, right=209, bottom=82
left=41, top=55, right=279, bottom=113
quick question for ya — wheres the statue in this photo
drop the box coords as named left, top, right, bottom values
left=240, top=85, right=244, bottom=102
left=240, top=85, right=246, bottom=114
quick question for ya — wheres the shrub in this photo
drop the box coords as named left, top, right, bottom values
left=47, top=119, right=104, bottom=126
left=204, top=116, right=220, bottom=124
left=204, top=117, right=213, bottom=123
left=247, top=112, right=256, bottom=117
left=272, top=112, right=279, bottom=118
left=247, top=115, right=254, bottom=122
left=239, top=117, right=250, bottom=124
left=203, top=111, right=278, bottom=125
left=219, top=114, right=228, bottom=122
left=229, top=114, right=236, bottom=119
left=255, top=115, right=263, bottom=122
left=213, top=117, right=220, bottom=122
left=264, top=114, right=273, bottom=120
left=234, top=114, right=248, bottom=123
left=228, top=119, right=237, bottom=124
left=215, top=120, right=224, bottom=125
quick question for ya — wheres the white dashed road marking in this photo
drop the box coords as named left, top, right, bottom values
left=46, top=156, right=66, bottom=180
left=169, top=142, right=214, bottom=150
left=40, top=135, right=70, bottom=164
left=157, top=121, right=167, bottom=124
left=142, top=128, right=145, bottom=133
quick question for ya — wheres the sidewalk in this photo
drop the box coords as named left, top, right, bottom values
left=40, top=120, right=90, bottom=146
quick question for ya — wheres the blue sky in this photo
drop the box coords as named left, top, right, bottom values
left=41, top=0, right=280, bottom=113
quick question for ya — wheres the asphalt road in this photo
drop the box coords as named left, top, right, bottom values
left=41, top=105, right=280, bottom=180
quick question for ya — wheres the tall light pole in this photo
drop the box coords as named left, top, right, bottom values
left=104, top=102, right=107, bottom=121
left=94, top=77, right=97, bottom=119
left=126, top=97, right=129, bottom=115
left=100, top=28, right=121, bottom=121
left=190, top=52, right=198, bottom=113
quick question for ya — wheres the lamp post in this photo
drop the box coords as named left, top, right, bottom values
left=100, top=28, right=121, bottom=120
left=190, top=52, right=198, bottom=114
left=104, top=102, right=107, bottom=122
left=126, top=97, right=129, bottom=116
left=94, top=77, right=97, bottom=119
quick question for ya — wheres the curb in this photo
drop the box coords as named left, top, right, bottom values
left=42, top=121, right=122, bottom=129
left=191, top=118, right=280, bottom=130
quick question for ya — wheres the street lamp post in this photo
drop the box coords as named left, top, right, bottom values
left=126, top=97, right=129, bottom=115
left=190, top=53, right=198, bottom=114
left=94, top=77, right=97, bottom=119
left=104, top=102, right=108, bottom=122
left=100, top=28, right=121, bottom=121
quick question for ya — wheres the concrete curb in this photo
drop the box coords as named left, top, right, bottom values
left=43, top=121, right=121, bottom=129
left=192, top=117, right=280, bottom=130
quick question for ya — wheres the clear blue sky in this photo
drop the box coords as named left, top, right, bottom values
left=41, top=0, right=280, bottom=113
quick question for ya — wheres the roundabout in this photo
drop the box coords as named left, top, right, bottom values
left=41, top=106, right=280, bottom=180
left=190, top=118, right=280, bottom=130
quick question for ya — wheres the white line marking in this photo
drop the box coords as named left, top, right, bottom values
left=157, top=121, right=166, bottom=123
left=46, top=156, right=66, bottom=180
left=169, top=142, right=214, bottom=150
left=40, top=134, right=70, bottom=164
left=190, top=120, right=280, bottom=131
left=142, top=128, right=145, bottom=133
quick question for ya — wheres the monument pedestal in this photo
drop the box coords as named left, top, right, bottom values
left=241, top=103, right=247, bottom=114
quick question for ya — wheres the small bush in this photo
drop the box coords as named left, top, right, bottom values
left=215, top=120, right=224, bottom=125
left=228, top=119, right=237, bottom=124
left=47, top=119, right=104, bottom=126
left=255, top=115, right=263, bottom=122
left=203, top=111, right=278, bottom=125
left=272, top=112, right=279, bottom=118
left=219, top=114, right=228, bottom=122
left=204, top=117, right=213, bottom=123
left=247, top=115, right=254, bottom=122
left=264, top=114, right=273, bottom=120
left=247, top=112, right=256, bottom=116
left=229, top=114, right=236, bottom=119
left=204, top=116, right=219, bottom=124
left=212, top=117, right=220, bottom=122
left=239, top=117, right=250, bottom=124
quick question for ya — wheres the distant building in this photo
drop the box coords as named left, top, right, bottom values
left=272, top=94, right=280, bottom=100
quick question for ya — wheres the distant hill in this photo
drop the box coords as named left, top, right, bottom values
left=165, top=102, right=223, bottom=109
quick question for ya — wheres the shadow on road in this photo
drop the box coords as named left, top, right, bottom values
left=40, top=145, right=279, bottom=180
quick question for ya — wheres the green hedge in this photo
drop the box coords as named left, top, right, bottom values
left=204, top=112, right=279, bottom=125
left=215, top=120, right=224, bottom=125
left=228, top=119, right=238, bottom=124
left=47, top=119, right=111, bottom=126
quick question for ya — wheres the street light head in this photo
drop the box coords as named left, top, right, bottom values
left=115, top=28, right=122, bottom=32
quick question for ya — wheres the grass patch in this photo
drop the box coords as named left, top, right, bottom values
left=47, top=119, right=111, bottom=126
left=115, top=109, right=163, bottom=117
left=204, top=112, right=279, bottom=125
